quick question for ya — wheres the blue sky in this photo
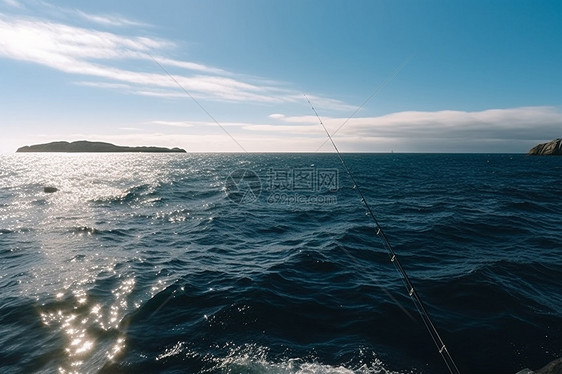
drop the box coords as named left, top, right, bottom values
left=0, top=0, right=560, bottom=153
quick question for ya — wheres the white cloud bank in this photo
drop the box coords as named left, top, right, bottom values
left=263, top=106, right=561, bottom=138
left=255, top=106, right=562, bottom=152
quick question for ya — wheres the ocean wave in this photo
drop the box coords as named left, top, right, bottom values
left=67, top=226, right=137, bottom=241
left=90, top=183, right=163, bottom=206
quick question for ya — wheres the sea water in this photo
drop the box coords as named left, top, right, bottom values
left=0, top=153, right=560, bottom=374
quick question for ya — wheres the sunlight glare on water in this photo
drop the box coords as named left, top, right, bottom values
left=0, top=154, right=187, bottom=372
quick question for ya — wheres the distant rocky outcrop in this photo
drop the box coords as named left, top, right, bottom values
left=516, top=357, right=562, bottom=374
left=527, top=139, right=562, bottom=156
left=535, top=358, right=562, bottom=374
left=16, top=141, right=186, bottom=153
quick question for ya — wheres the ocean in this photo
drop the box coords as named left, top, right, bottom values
left=0, top=153, right=560, bottom=374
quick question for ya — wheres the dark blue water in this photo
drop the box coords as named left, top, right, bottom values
left=0, top=153, right=560, bottom=374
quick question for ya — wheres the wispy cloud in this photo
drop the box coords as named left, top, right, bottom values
left=243, top=124, right=323, bottom=135
left=73, top=10, right=150, bottom=28
left=27, top=0, right=150, bottom=28
left=152, top=56, right=229, bottom=76
left=1, top=0, right=22, bottom=9
left=0, top=11, right=350, bottom=109
left=150, top=120, right=194, bottom=128
left=268, top=113, right=285, bottom=119
left=74, top=81, right=132, bottom=90
left=0, top=15, right=169, bottom=62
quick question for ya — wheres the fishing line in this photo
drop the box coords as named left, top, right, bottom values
left=148, top=54, right=247, bottom=152
left=315, top=53, right=415, bottom=152
left=144, top=55, right=249, bottom=320
left=304, top=94, right=461, bottom=374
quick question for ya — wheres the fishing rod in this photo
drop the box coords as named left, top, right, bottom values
left=150, top=53, right=460, bottom=373
left=304, top=95, right=461, bottom=374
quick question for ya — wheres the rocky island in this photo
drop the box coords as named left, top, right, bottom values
left=527, top=139, right=562, bottom=156
left=16, top=141, right=186, bottom=153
